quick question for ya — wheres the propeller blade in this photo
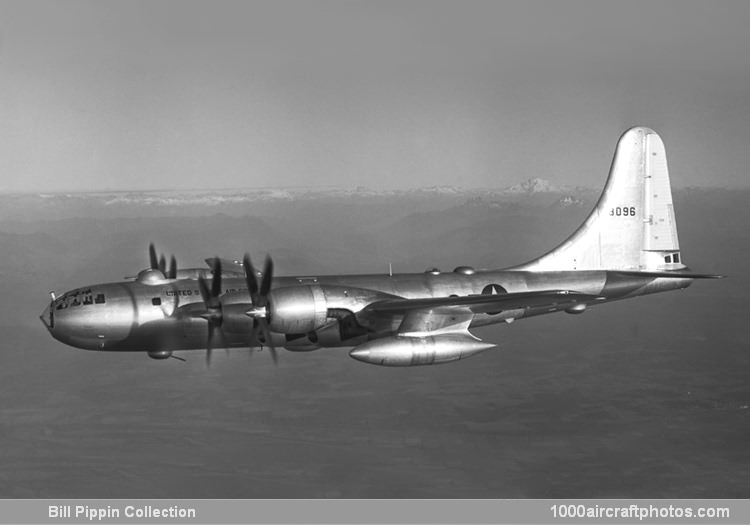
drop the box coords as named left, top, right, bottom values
left=206, top=322, right=215, bottom=367
left=212, top=259, right=222, bottom=299
left=244, top=253, right=277, bottom=366
left=198, top=276, right=211, bottom=306
left=243, top=254, right=259, bottom=304
left=148, top=243, right=178, bottom=279
left=199, top=257, right=228, bottom=366
left=168, top=255, right=177, bottom=279
left=257, top=318, right=278, bottom=366
left=268, top=340, right=278, bottom=366
left=206, top=321, right=230, bottom=367
left=260, top=256, right=273, bottom=299
left=218, top=329, right=229, bottom=353
left=149, top=243, right=159, bottom=270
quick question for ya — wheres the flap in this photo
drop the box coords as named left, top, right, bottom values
left=397, top=307, right=475, bottom=336
left=364, top=290, right=601, bottom=315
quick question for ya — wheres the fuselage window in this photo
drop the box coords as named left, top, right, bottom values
left=673, top=253, right=680, bottom=263
left=152, top=297, right=162, bottom=306
left=95, top=294, right=105, bottom=304
left=664, top=255, right=672, bottom=263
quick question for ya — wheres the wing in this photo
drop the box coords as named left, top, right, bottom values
left=396, top=307, right=475, bottom=337
left=354, top=290, right=601, bottom=336
left=364, top=290, right=600, bottom=315
left=205, top=257, right=253, bottom=276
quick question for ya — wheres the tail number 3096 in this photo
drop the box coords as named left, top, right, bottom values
left=610, top=206, right=636, bottom=216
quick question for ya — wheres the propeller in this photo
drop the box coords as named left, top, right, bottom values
left=169, top=255, right=177, bottom=280
left=197, top=258, right=228, bottom=366
left=149, top=243, right=159, bottom=271
left=148, top=243, right=178, bottom=279
left=243, top=254, right=278, bottom=365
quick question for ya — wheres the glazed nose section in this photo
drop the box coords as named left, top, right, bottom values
left=40, top=302, right=54, bottom=332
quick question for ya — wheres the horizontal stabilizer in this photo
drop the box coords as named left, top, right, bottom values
left=610, top=270, right=725, bottom=280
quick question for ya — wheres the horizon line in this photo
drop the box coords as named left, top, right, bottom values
left=0, top=181, right=746, bottom=196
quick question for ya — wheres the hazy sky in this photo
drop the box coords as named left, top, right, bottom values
left=1, top=0, right=749, bottom=192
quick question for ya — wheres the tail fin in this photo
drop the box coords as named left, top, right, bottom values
left=513, top=127, right=683, bottom=272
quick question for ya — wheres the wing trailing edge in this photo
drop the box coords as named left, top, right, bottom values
left=364, top=290, right=602, bottom=315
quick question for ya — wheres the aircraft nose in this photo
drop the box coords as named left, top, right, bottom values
left=40, top=303, right=54, bottom=332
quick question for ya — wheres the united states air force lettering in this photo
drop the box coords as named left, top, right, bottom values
left=165, top=289, right=194, bottom=297
left=165, top=288, right=241, bottom=297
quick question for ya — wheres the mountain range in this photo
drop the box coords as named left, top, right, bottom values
left=0, top=177, right=644, bottom=224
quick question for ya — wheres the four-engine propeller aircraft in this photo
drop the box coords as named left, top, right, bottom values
left=40, top=127, right=721, bottom=366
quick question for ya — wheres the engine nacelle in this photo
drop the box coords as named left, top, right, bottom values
left=267, top=285, right=329, bottom=334
left=147, top=350, right=172, bottom=360
left=221, top=284, right=392, bottom=337
left=349, top=335, right=496, bottom=366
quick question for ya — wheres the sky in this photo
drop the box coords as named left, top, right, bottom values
left=1, top=0, right=749, bottom=192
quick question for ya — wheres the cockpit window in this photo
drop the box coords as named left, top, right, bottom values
left=55, top=290, right=106, bottom=309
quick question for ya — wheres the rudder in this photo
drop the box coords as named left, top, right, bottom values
left=512, top=127, right=683, bottom=272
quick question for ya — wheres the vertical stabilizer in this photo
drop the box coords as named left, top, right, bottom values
left=512, top=127, right=684, bottom=271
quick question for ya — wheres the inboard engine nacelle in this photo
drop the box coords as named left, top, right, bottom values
left=264, top=284, right=390, bottom=334
left=348, top=334, right=496, bottom=366
left=266, top=285, right=328, bottom=334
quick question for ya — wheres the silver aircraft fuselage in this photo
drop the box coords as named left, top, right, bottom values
left=40, top=127, right=720, bottom=366
left=40, top=268, right=691, bottom=354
